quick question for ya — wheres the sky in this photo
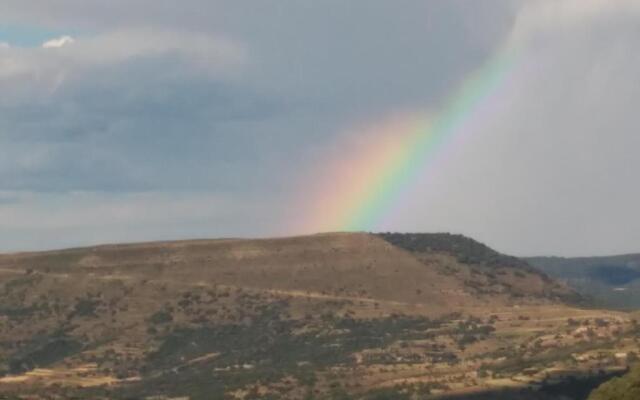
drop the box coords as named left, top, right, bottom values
left=0, top=0, right=639, bottom=256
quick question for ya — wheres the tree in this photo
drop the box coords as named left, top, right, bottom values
left=589, top=365, right=640, bottom=400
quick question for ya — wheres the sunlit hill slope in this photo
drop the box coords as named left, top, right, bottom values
left=0, top=232, right=635, bottom=400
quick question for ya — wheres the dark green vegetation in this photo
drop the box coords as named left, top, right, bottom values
left=528, top=254, right=640, bottom=309
left=361, top=371, right=626, bottom=400
left=8, top=333, right=82, bottom=375
left=120, top=310, right=454, bottom=400
left=588, top=365, right=640, bottom=400
left=378, top=233, right=532, bottom=270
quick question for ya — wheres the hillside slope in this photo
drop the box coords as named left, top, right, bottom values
left=378, top=233, right=580, bottom=304
left=0, top=232, right=633, bottom=400
left=527, top=254, right=640, bottom=309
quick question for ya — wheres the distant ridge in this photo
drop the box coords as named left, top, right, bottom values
left=527, top=253, right=640, bottom=309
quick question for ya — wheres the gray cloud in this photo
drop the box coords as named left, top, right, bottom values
left=0, top=190, right=286, bottom=251
left=2, top=1, right=638, bottom=256
left=0, top=29, right=278, bottom=193
left=0, top=3, right=516, bottom=187
left=385, top=0, right=640, bottom=256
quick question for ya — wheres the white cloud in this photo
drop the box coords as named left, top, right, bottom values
left=0, top=29, right=246, bottom=103
left=0, top=42, right=9, bottom=49
left=42, top=35, right=75, bottom=48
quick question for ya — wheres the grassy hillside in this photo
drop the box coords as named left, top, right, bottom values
left=0, top=233, right=634, bottom=400
left=527, top=254, right=640, bottom=309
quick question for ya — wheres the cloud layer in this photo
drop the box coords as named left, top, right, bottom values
left=1, top=0, right=639, bottom=256
left=386, top=0, right=640, bottom=256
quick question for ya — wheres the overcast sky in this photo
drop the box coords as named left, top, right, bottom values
left=1, top=0, right=639, bottom=256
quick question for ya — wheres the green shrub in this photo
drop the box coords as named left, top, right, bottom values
left=589, top=365, right=640, bottom=400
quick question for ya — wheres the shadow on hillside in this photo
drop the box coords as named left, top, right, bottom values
left=439, top=370, right=625, bottom=400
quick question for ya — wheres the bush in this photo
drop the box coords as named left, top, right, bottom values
left=589, top=365, right=640, bottom=400
left=149, top=310, right=173, bottom=324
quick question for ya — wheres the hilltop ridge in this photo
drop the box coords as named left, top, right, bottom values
left=378, top=232, right=531, bottom=270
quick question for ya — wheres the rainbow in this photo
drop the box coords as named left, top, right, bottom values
left=299, top=49, right=517, bottom=233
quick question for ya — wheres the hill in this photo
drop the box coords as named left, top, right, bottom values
left=0, top=232, right=635, bottom=400
left=527, top=254, right=640, bottom=309
left=376, top=233, right=581, bottom=304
